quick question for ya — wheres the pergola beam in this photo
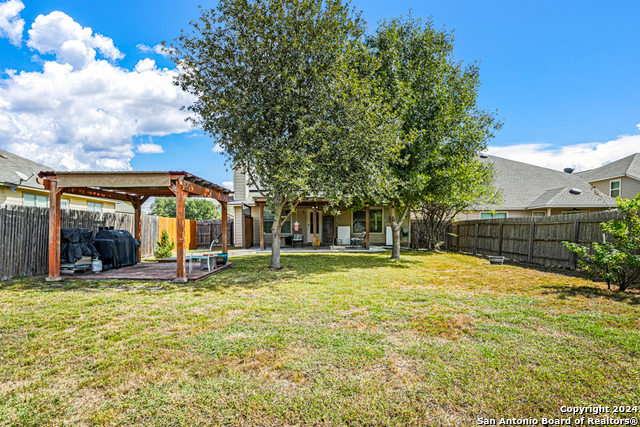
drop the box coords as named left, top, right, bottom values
left=180, top=179, right=230, bottom=203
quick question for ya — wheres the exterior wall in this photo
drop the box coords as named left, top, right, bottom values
left=588, top=176, right=640, bottom=199
left=232, top=168, right=248, bottom=201
left=249, top=205, right=410, bottom=247
left=233, top=206, right=243, bottom=247
left=457, top=207, right=609, bottom=221
left=0, top=186, right=116, bottom=212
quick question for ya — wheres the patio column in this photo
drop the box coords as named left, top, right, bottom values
left=175, top=180, right=187, bottom=283
left=365, top=206, right=370, bottom=250
left=259, top=203, right=265, bottom=250
left=221, top=201, right=228, bottom=254
left=46, top=180, right=62, bottom=281
left=312, top=206, right=317, bottom=250
left=133, top=196, right=142, bottom=262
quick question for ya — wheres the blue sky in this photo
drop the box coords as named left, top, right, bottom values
left=1, top=0, right=639, bottom=187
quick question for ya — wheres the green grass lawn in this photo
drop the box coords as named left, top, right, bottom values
left=1, top=252, right=639, bottom=426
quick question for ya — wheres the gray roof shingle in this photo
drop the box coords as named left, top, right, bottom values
left=576, top=153, right=640, bottom=182
left=0, top=148, right=50, bottom=190
left=480, top=155, right=616, bottom=210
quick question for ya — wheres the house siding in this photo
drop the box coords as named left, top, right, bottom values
left=233, top=168, right=247, bottom=201
left=588, top=176, right=640, bottom=199
left=0, top=186, right=117, bottom=212
left=458, top=207, right=608, bottom=221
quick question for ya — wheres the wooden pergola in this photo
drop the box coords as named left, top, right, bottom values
left=37, top=171, right=232, bottom=283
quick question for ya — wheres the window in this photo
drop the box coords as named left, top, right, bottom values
left=532, top=211, right=546, bottom=217
left=263, top=209, right=291, bottom=234
left=23, top=193, right=48, bottom=208
left=610, top=179, right=621, bottom=198
left=480, top=212, right=507, bottom=219
left=88, top=202, right=103, bottom=212
left=61, top=199, right=70, bottom=210
left=353, top=209, right=383, bottom=233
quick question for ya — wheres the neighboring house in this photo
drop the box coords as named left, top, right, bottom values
left=576, top=153, right=640, bottom=200
left=0, top=149, right=134, bottom=214
left=458, top=155, right=616, bottom=221
left=229, top=168, right=411, bottom=248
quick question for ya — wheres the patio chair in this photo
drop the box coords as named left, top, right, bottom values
left=351, top=231, right=366, bottom=248
left=188, top=238, right=219, bottom=273
left=292, top=233, right=304, bottom=248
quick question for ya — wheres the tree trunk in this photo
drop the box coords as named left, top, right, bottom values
left=391, top=222, right=401, bottom=260
left=269, top=201, right=284, bottom=269
left=389, top=205, right=409, bottom=260
left=270, top=227, right=281, bottom=269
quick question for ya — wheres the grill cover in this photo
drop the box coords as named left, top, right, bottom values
left=94, top=229, right=141, bottom=269
left=60, top=228, right=100, bottom=264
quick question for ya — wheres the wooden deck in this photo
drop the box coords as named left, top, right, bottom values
left=64, top=261, right=232, bottom=282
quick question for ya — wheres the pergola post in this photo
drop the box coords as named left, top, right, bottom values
left=221, top=201, right=228, bottom=254
left=312, top=206, right=317, bottom=250
left=133, top=196, right=142, bottom=262
left=175, top=180, right=187, bottom=283
left=365, top=206, right=370, bottom=250
left=46, top=180, right=62, bottom=281
left=259, top=203, right=265, bottom=250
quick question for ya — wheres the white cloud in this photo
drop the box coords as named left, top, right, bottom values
left=488, top=128, right=640, bottom=172
left=137, top=142, right=164, bottom=154
left=0, top=0, right=24, bottom=46
left=137, top=43, right=170, bottom=57
left=222, top=181, right=233, bottom=190
left=26, top=11, right=123, bottom=70
left=0, top=11, right=195, bottom=171
left=212, top=144, right=224, bottom=153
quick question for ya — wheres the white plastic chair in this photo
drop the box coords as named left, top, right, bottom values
left=188, top=238, right=218, bottom=273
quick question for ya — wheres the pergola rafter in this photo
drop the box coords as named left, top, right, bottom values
left=38, top=171, right=233, bottom=283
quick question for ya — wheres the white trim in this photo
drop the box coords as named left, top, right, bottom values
left=609, top=179, right=621, bottom=197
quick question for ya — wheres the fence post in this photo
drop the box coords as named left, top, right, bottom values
left=571, top=220, right=580, bottom=270
left=473, top=222, right=479, bottom=256
left=498, top=222, right=503, bottom=256
left=527, top=219, right=536, bottom=263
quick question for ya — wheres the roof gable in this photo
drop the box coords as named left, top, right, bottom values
left=481, top=155, right=616, bottom=209
left=576, top=153, right=640, bottom=182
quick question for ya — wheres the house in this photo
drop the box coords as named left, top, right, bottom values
left=229, top=168, right=411, bottom=249
left=0, top=148, right=134, bottom=214
left=458, top=155, right=616, bottom=220
left=575, top=153, right=640, bottom=200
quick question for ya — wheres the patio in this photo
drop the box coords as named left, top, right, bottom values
left=64, top=261, right=233, bottom=282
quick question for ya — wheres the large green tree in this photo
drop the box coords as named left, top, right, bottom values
left=149, top=197, right=221, bottom=220
left=367, top=17, right=501, bottom=259
left=169, top=0, right=401, bottom=268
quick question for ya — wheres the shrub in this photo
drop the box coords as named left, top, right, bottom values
left=154, top=229, right=175, bottom=260
left=564, top=195, right=640, bottom=291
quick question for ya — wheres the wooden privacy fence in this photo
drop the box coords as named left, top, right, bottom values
left=447, top=210, right=622, bottom=270
left=0, top=206, right=164, bottom=280
left=197, top=219, right=234, bottom=249
left=158, top=217, right=197, bottom=250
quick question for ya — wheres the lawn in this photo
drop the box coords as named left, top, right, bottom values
left=1, top=252, right=639, bottom=426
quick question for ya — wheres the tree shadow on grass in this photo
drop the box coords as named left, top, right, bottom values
left=0, top=252, right=419, bottom=294
left=185, top=252, right=417, bottom=292
left=540, top=283, right=640, bottom=305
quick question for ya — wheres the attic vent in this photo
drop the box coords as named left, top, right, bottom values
left=0, top=154, right=7, bottom=159
left=563, top=167, right=574, bottom=174
left=479, top=153, right=488, bottom=158
left=569, top=188, right=582, bottom=195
